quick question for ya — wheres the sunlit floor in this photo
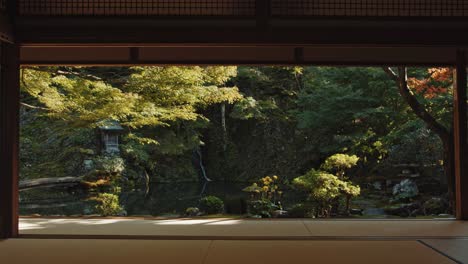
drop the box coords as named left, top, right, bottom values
left=10, top=218, right=468, bottom=263
left=19, top=218, right=468, bottom=238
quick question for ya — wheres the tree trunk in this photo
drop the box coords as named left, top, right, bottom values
left=345, top=195, right=351, bottom=214
left=442, top=132, right=456, bottom=211
left=221, top=103, right=227, bottom=152
left=383, top=67, right=455, bottom=213
left=19, top=176, right=84, bottom=190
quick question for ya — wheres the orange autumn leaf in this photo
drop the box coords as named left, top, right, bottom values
left=407, top=68, right=452, bottom=99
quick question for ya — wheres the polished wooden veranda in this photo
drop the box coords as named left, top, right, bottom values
left=18, top=218, right=468, bottom=239
left=11, top=218, right=468, bottom=263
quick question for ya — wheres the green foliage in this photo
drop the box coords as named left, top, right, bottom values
left=243, top=175, right=282, bottom=200
left=292, top=153, right=361, bottom=217
left=321, top=154, right=359, bottom=178
left=124, top=66, right=242, bottom=129
left=94, top=193, right=123, bottom=216
left=20, top=66, right=242, bottom=184
left=94, top=155, right=125, bottom=175
left=243, top=176, right=283, bottom=218
left=297, top=67, right=401, bottom=164
left=199, top=196, right=224, bottom=214
left=423, top=197, right=448, bottom=216
left=202, top=66, right=238, bottom=86
left=293, top=169, right=345, bottom=202
left=22, top=68, right=139, bottom=128
left=20, top=65, right=450, bottom=219
left=206, top=66, right=306, bottom=182
left=384, top=120, right=443, bottom=165
left=247, top=199, right=279, bottom=218
left=230, top=97, right=278, bottom=121
left=185, top=207, right=200, bottom=217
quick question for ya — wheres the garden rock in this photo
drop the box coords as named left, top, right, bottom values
left=350, top=208, right=363, bottom=215
left=117, top=209, right=128, bottom=217
left=272, top=210, right=289, bottom=218
left=423, top=197, right=447, bottom=216
left=392, top=179, right=419, bottom=200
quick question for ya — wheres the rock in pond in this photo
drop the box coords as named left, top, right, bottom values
left=392, top=179, right=419, bottom=200
left=272, top=210, right=289, bottom=218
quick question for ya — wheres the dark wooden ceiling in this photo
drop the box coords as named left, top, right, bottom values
left=3, top=0, right=468, bottom=65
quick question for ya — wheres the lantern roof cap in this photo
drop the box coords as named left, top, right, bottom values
left=98, top=120, right=124, bottom=131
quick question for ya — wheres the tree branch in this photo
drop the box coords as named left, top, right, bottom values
left=383, top=66, right=450, bottom=140
left=22, top=67, right=102, bottom=81
left=382, top=67, right=399, bottom=82
left=20, top=102, right=49, bottom=111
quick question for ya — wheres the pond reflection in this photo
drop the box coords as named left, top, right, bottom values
left=19, top=181, right=304, bottom=217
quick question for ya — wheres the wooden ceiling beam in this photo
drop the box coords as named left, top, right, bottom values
left=20, top=46, right=459, bottom=66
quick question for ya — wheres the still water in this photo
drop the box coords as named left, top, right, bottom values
left=19, top=182, right=304, bottom=217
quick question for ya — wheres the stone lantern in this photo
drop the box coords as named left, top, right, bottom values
left=98, top=120, right=124, bottom=154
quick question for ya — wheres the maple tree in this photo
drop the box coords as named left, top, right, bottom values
left=384, top=67, right=455, bottom=209
left=408, top=68, right=452, bottom=99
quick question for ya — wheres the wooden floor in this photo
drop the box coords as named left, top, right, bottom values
left=9, top=218, right=468, bottom=263
left=20, top=218, right=468, bottom=238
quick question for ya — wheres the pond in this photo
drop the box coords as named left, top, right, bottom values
left=19, top=181, right=453, bottom=219
left=19, top=181, right=306, bottom=217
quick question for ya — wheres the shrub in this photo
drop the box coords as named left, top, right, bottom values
left=185, top=207, right=200, bottom=217
left=248, top=199, right=279, bottom=218
left=199, top=196, right=224, bottom=214
left=242, top=175, right=283, bottom=218
left=243, top=175, right=282, bottom=201
left=95, top=193, right=123, bottom=216
left=94, top=155, right=125, bottom=175
left=321, top=154, right=359, bottom=178
left=293, top=169, right=360, bottom=217
left=293, top=170, right=343, bottom=201
left=423, top=197, right=448, bottom=215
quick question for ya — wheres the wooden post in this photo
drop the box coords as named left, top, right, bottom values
left=0, top=42, right=20, bottom=238
left=454, top=49, right=468, bottom=220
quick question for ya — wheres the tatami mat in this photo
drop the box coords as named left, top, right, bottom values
left=20, top=218, right=468, bottom=238
left=422, top=239, right=468, bottom=263
left=0, top=239, right=455, bottom=264
left=302, top=220, right=468, bottom=237
left=14, top=219, right=468, bottom=263
left=205, top=241, right=455, bottom=264
left=0, top=239, right=211, bottom=264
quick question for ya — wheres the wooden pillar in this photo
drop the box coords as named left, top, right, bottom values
left=454, top=49, right=468, bottom=220
left=0, top=42, right=20, bottom=238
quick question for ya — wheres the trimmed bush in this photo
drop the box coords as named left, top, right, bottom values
left=185, top=207, right=200, bottom=217
left=95, top=193, right=123, bottom=216
left=200, top=196, right=224, bottom=214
